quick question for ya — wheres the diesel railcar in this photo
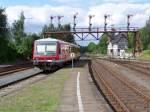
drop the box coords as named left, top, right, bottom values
left=32, top=38, right=80, bottom=70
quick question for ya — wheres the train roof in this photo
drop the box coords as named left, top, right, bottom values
left=36, top=38, right=58, bottom=42
left=35, top=37, right=80, bottom=48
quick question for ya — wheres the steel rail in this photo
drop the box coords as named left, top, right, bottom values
left=0, top=66, right=33, bottom=76
left=0, top=69, right=41, bottom=89
left=91, top=62, right=130, bottom=112
left=91, top=59, right=150, bottom=111
left=95, top=59, right=150, bottom=108
left=114, top=60, right=149, bottom=76
left=95, top=60, right=150, bottom=100
left=111, top=59, right=150, bottom=69
left=101, top=58, right=150, bottom=76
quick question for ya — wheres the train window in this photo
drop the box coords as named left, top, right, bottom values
left=69, top=46, right=72, bottom=53
left=46, top=45, right=56, bottom=52
left=37, top=45, right=45, bottom=53
left=36, top=43, right=56, bottom=56
left=72, top=47, right=74, bottom=52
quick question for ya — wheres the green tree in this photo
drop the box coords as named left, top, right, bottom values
left=61, top=24, right=75, bottom=43
left=10, top=12, right=27, bottom=59
left=140, top=17, right=150, bottom=50
left=41, top=24, right=75, bottom=43
left=0, top=8, right=7, bottom=37
left=17, top=34, right=40, bottom=59
left=9, top=12, right=41, bottom=60
left=127, top=33, right=134, bottom=49
left=87, top=42, right=97, bottom=53
left=11, top=12, right=26, bottom=45
left=97, top=34, right=108, bottom=54
left=0, top=8, right=11, bottom=62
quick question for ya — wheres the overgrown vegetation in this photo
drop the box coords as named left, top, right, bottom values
left=138, top=50, right=150, bottom=60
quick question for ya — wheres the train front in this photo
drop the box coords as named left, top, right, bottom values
left=32, top=38, right=60, bottom=70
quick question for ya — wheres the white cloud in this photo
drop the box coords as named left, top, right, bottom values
left=102, top=0, right=150, bottom=3
left=103, top=0, right=128, bottom=2
left=5, top=5, right=86, bottom=32
left=88, top=3, right=150, bottom=27
left=53, top=0, right=77, bottom=3
left=5, top=3, right=150, bottom=33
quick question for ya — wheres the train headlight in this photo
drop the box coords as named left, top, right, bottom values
left=47, top=60, right=52, bottom=62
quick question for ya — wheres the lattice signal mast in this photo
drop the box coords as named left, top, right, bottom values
left=50, top=16, right=56, bottom=26
left=104, top=14, right=110, bottom=31
left=127, top=14, right=133, bottom=31
left=89, top=15, right=95, bottom=31
left=44, top=14, right=141, bottom=56
left=57, top=15, right=64, bottom=29
left=73, top=12, right=78, bottom=31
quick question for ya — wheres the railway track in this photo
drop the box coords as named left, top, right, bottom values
left=102, top=58, right=150, bottom=76
left=0, top=67, right=41, bottom=89
left=90, top=59, right=150, bottom=112
left=0, top=64, right=33, bottom=76
left=0, top=72, right=47, bottom=97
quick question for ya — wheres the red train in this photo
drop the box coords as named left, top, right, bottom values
left=32, top=38, right=80, bottom=70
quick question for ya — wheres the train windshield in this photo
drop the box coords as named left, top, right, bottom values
left=36, top=43, right=57, bottom=56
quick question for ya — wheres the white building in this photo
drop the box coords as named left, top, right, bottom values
left=107, top=33, right=128, bottom=58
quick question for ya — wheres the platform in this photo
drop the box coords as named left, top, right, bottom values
left=57, top=63, right=113, bottom=112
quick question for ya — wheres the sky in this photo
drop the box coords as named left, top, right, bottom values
left=0, top=0, right=150, bottom=45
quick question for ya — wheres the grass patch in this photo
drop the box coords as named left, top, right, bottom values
left=126, top=48, right=133, bottom=53
left=138, top=50, right=150, bottom=60
left=0, top=68, right=70, bottom=112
